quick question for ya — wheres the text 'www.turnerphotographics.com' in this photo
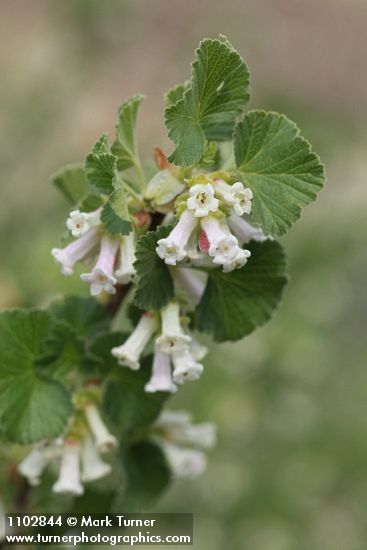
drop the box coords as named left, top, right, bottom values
left=5, top=514, right=193, bottom=546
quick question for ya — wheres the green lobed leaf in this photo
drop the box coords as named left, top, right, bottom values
left=195, top=240, right=288, bottom=342
left=85, top=134, right=117, bottom=194
left=165, top=37, right=250, bottom=166
left=51, top=164, right=89, bottom=205
left=0, top=310, right=73, bottom=443
left=133, top=225, right=175, bottom=310
left=49, top=296, right=111, bottom=341
left=116, top=441, right=170, bottom=511
left=101, top=188, right=131, bottom=236
left=234, top=110, right=326, bottom=236
left=111, top=95, right=145, bottom=171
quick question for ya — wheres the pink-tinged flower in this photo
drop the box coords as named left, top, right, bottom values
left=156, top=210, right=197, bottom=266
left=145, top=346, right=177, bottom=394
left=214, top=179, right=253, bottom=216
left=52, top=227, right=99, bottom=276
left=200, top=216, right=239, bottom=265
left=66, top=209, right=100, bottom=238
left=172, top=268, right=206, bottom=306
left=228, top=214, right=268, bottom=244
left=172, top=348, right=203, bottom=385
left=115, top=231, right=136, bottom=284
left=52, top=440, right=84, bottom=496
left=111, top=313, right=158, bottom=370
left=156, top=302, right=191, bottom=353
left=222, top=248, right=251, bottom=273
left=84, top=403, right=117, bottom=454
left=81, top=434, right=111, bottom=482
left=80, top=234, right=118, bottom=295
left=187, top=183, right=219, bottom=218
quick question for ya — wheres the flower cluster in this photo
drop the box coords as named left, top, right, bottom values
left=18, top=402, right=116, bottom=495
left=52, top=209, right=136, bottom=295
left=111, top=302, right=207, bottom=393
left=151, top=410, right=216, bottom=480
left=156, top=177, right=265, bottom=272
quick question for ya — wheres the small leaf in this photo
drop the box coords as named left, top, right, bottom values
left=51, top=164, right=88, bottom=205
left=117, top=441, right=170, bottom=511
left=0, top=310, right=73, bottom=443
left=85, top=134, right=117, bottom=194
left=78, top=192, right=103, bottom=212
left=165, top=37, right=250, bottom=165
left=195, top=240, right=288, bottom=342
left=133, top=225, right=175, bottom=310
left=111, top=95, right=144, bottom=171
left=234, top=110, right=326, bottom=236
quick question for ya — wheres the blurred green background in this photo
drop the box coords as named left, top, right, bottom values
left=1, top=1, right=366, bottom=548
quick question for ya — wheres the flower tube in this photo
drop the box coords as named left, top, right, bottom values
left=81, top=434, right=111, bottom=482
left=145, top=347, right=177, bottom=394
left=156, top=209, right=197, bottom=266
left=18, top=448, right=49, bottom=487
left=161, top=442, right=207, bottom=480
left=200, top=216, right=239, bottom=265
left=115, top=232, right=136, bottom=284
left=80, top=234, right=118, bottom=295
left=156, top=302, right=191, bottom=353
left=173, top=268, right=206, bottom=306
left=52, top=440, right=84, bottom=496
left=227, top=213, right=267, bottom=244
left=84, top=403, right=117, bottom=454
left=111, top=313, right=158, bottom=370
left=52, top=227, right=99, bottom=276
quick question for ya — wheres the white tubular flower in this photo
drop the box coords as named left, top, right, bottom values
left=81, top=434, right=111, bottom=482
left=228, top=213, right=267, bottom=244
left=18, top=448, right=49, bottom=486
left=111, top=313, right=158, bottom=370
left=145, top=347, right=177, bottom=394
left=200, top=216, right=239, bottom=264
left=187, top=183, right=219, bottom=218
left=172, top=268, right=206, bottom=306
left=80, top=234, right=118, bottom=296
left=115, top=232, right=136, bottom=284
left=52, top=227, right=99, bottom=276
left=222, top=248, right=251, bottom=273
left=156, top=302, right=191, bottom=353
left=172, top=348, right=203, bottom=385
left=214, top=179, right=252, bottom=216
left=66, top=209, right=100, bottom=238
left=162, top=442, right=207, bottom=480
left=84, top=403, right=117, bottom=454
left=156, top=210, right=197, bottom=266
left=52, top=440, right=84, bottom=496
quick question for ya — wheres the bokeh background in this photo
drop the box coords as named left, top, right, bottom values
left=1, top=1, right=366, bottom=548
